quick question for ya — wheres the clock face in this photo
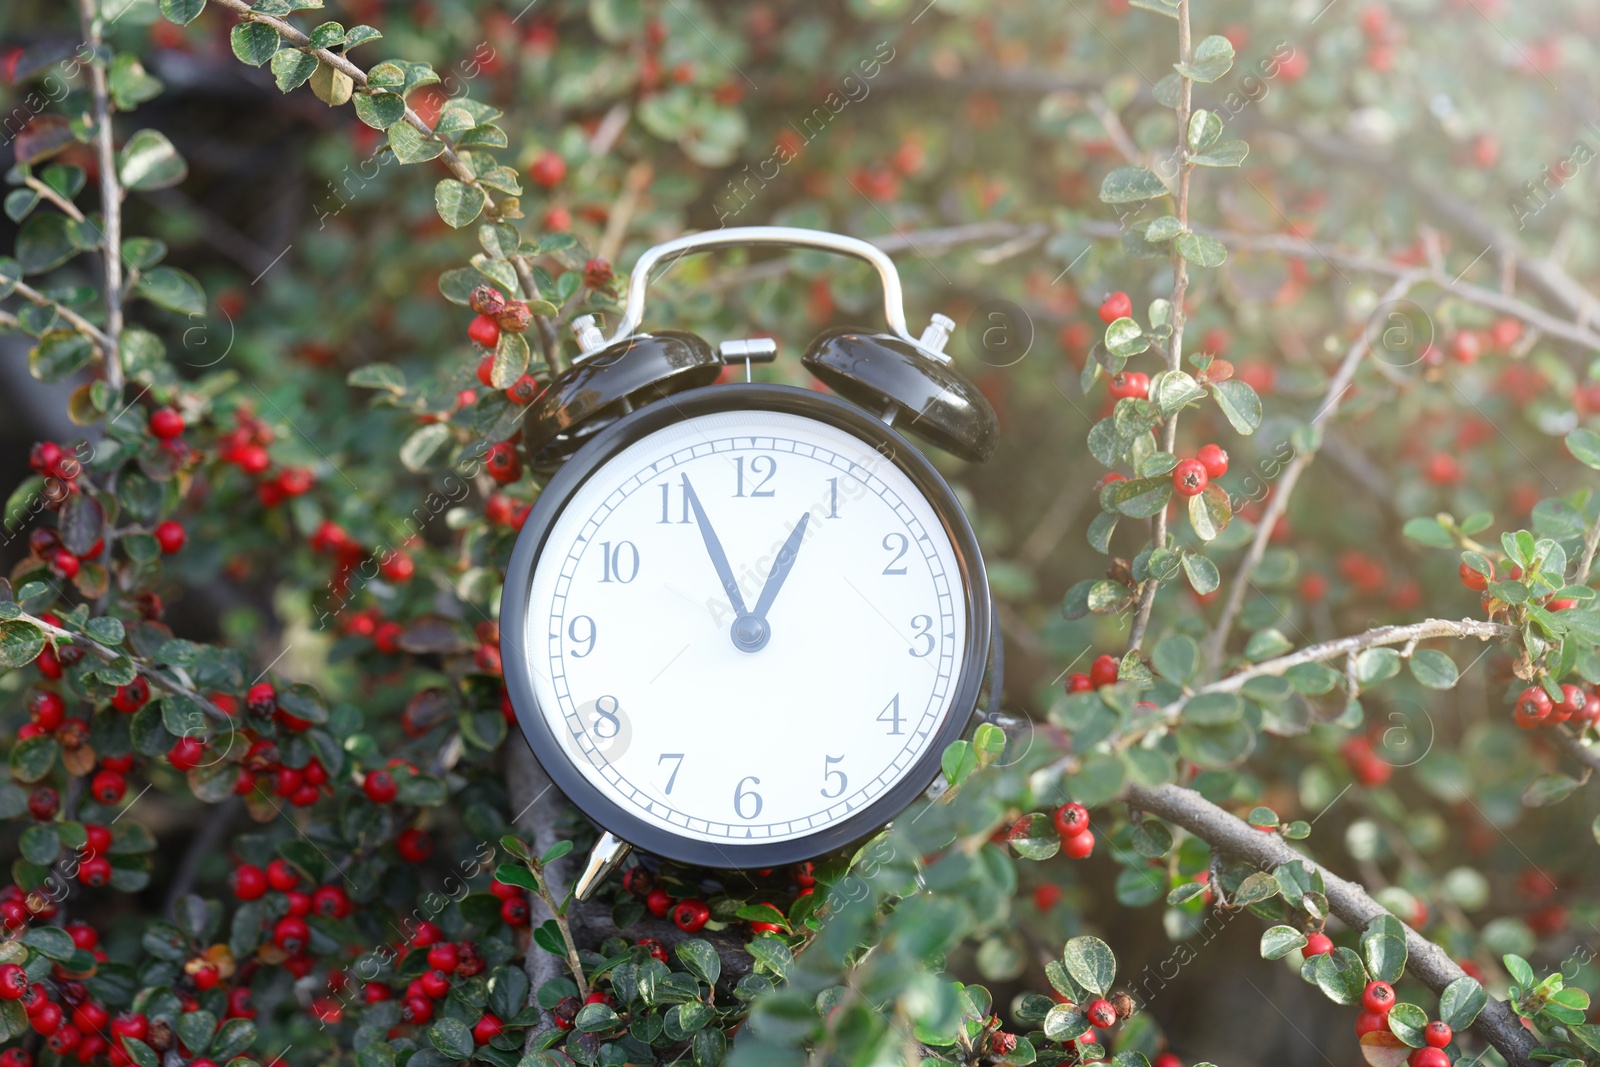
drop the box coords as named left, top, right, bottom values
left=505, top=387, right=986, bottom=865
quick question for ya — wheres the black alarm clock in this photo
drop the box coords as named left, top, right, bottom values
left=499, top=227, right=1001, bottom=898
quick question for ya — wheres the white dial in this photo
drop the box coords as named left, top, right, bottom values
left=520, top=407, right=969, bottom=852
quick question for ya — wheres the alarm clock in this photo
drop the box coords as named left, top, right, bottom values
left=499, top=227, right=1001, bottom=899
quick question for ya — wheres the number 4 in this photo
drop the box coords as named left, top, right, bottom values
left=877, top=694, right=903, bottom=735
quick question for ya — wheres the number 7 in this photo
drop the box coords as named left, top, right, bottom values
left=658, top=753, right=684, bottom=794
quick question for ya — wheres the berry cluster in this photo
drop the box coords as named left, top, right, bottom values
left=467, top=285, right=542, bottom=404
left=1051, top=802, right=1096, bottom=860
left=1512, top=683, right=1600, bottom=730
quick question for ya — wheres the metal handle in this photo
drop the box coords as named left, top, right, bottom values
left=578, top=226, right=948, bottom=362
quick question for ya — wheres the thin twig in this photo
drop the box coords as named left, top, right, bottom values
left=25, top=177, right=88, bottom=223
left=1126, top=0, right=1192, bottom=654
left=1200, top=273, right=1422, bottom=673
left=75, top=0, right=123, bottom=394
left=512, top=257, right=563, bottom=375
left=1167, top=618, right=1514, bottom=720
left=209, top=0, right=496, bottom=218
left=22, top=612, right=234, bottom=722
left=10, top=279, right=117, bottom=353
left=1549, top=725, right=1600, bottom=777
left=1579, top=517, right=1600, bottom=586
left=1125, top=781, right=1537, bottom=1067
left=596, top=162, right=652, bottom=264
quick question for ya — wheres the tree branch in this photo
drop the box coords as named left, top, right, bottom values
left=1127, top=0, right=1191, bottom=654
left=1124, top=781, right=1538, bottom=1067
left=1169, top=618, right=1513, bottom=718
left=1549, top=725, right=1600, bottom=777
left=22, top=611, right=234, bottom=722
left=9, top=279, right=117, bottom=354
left=210, top=0, right=497, bottom=218
left=1200, top=273, right=1422, bottom=673
left=75, top=0, right=123, bottom=394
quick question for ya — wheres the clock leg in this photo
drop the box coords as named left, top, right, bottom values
left=574, top=831, right=634, bottom=902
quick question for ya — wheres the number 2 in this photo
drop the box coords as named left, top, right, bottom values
left=882, top=532, right=909, bottom=575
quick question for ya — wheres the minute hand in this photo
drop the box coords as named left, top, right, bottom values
left=680, top=475, right=748, bottom=617
left=750, top=513, right=811, bottom=623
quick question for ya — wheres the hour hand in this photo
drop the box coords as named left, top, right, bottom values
left=680, top=475, right=748, bottom=619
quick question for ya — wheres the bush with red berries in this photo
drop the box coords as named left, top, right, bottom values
left=4, top=2, right=1600, bottom=1067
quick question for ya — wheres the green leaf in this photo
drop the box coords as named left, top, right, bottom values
left=941, top=739, right=977, bottom=787
left=271, top=49, right=318, bottom=92
left=1361, top=929, right=1407, bottom=984
left=160, top=0, right=206, bottom=24
left=108, top=55, right=164, bottom=110
left=426, top=1017, right=475, bottom=1059
left=491, top=331, right=531, bottom=389
left=1187, top=109, right=1222, bottom=152
left=230, top=22, right=281, bottom=66
left=1190, top=140, right=1250, bottom=168
left=677, top=940, right=721, bottom=986
left=1408, top=649, right=1458, bottom=689
left=1152, top=635, right=1198, bottom=685
left=1183, top=693, right=1242, bottom=726
left=1261, top=926, right=1307, bottom=960
left=1439, top=976, right=1487, bottom=1030
left=399, top=423, right=451, bottom=472
left=1312, top=947, right=1369, bottom=1006
left=1504, top=953, right=1535, bottom=989
left=1211, top=380, right=1261, bottom=434
left=29, top=330, right=95, bottom=382
left=1566, top=428, right=1600, bottom=470
left=388, top=120, right=445, bottom=164
left=346, top=363, right=406, bottom=394
left=354, top=90, right=406, bottom=129
left=1183, top=552, right=1219, bottom=594
left=23, top=925, right=77, bottom=961
left=1187, top=484, right=1232, bottom=542
left=434, top=179, right=486, bottom=228
left=1062, top=936, right=1115, bottom=997
left=1098, top=166, right=1169, bottom=204
left=1043, top=1003, right=1091, bottom=1042
left=1110, top=477, right=1171, bottom=519
left=135, top=266, right=205, bottom=316
left=1523, top=773, right=1582, bottom=807
left=1104, top=317, right=1148, bottom=359
left=0, top=620, right=46, bottom=668
left=1355, top=648, right=1402, bottom=686
left=1387, top=1003, right=1427, bottom=1047
left=1175, top=34, right=1235, bottom=83
left=1175, top=232, right=1227, bottom=268
left=18, top=213, right=79, bottom=274
left=1007, top=813, right=1060, bottom=861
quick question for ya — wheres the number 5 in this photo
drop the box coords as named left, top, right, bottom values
left=821, top=755, right=847, bottom=798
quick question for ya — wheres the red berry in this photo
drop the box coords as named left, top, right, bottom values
left=112, top=678, right=150, bottom=713
left=1033, top=884, right=1063, bottom=910
left=1062, top=829, right=1095, bottom=858
left=364, top=770, right=398, bottom=804
left=0, top=1048, right=29, bottom=1067
left=0, top=964, right=27, bottom=999
left=1064, top=673, right=1093, bottom=693
left=47, top=1023, right=81, bottom=1054
left=312, top=885, right=351, bottom=918
left=1108, top=371, right=1149, bottom=401
left=168, top=737, right=204, bottom=773
left=1153, top=1054, right=1182, bottom=1067
left=1172, top=458, right=1208, bottom=496
left=427, top=943, right=459, bottom=973
left=380, top=552, right=414, bottom=583
left=277, top=467, right=313, bottom=496
left=35, top=645, right=62, bottom=680
left=273, top=916, right=310, bottom=953
left=1409, top=1048, right=1450, bottom=1067
left=403, top=996, right=434, bottom=1025
left=473, top=1013, right=504, bottom=1045
left=1053, top=802, right=1090, bottom=836
left=1555, top=683, right=1586, bottom=722
left=636, top=938, right=669, bottom=963
left=1514, top=687, right=1553, bottom=729
left=485, top=441, right=521, bottom=483
left=84, top=824, right=111, bottom=854
left=65, top=923, right=97, bottom=950
left=489, top=878, right=525, bottom=901
left=1449, top=331, right=1481, bottom=364
left=110, top=1012, right=147, bottom=1040
left=1424, top=1021, right=1452, bottom=1048
left=1197, top=443, right=1229, bottom=479
left=232, top=865, right=268, bottom=900
left=50, top=550, right=80, bottom=579
left=1458, top=561, right=1490, bottom=591
left=672, top=899, right=710, bottom=933
left=148, top=408, right=185, bottom=439
left=27, top=787, right=59, bottom=821
left=1301, top=932, right=1334, bottom=959
left=30, top=1001, right=62, bottom=1035
left=1098, top=291, right=1133, bottom=323
left=71, top=1002, right=107, bottom=1035
left=397, top=829, right=433, bottom=863
left=505, top=374, right=541, bottom=404
left=485, top=494, right=514, bottom=526
left=266, top=859, right=300, bottom=892
left=246, top=682, right=276, bottom=715
left=645, top=888, right=673, bottom=917
left=1089, top=654, right=1120, bottom=688
left=1361, top=980, right=1395, bottom=1013
left=90, top=770, right=126, bottom=805
left=528, top=150, right=567, bottom=187
left=551, top=996, right=578, bottom=1030
left=1085, top=999, right=1117, bottom=1028
left=418, top=969, right=450, bottom=999
left=28, top=690, right=66, bottom=730
left=468, top=315, right=501, bottom=349
left=476, top=355, right=496, bottom=387
left=409, top=921, right=443, bottom=947
left=78, top=856, right=112, bottom=887
left=499, top=897, right=530, bottom=927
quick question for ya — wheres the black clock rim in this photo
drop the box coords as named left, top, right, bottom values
left=499, top=383, right=992, bottom=869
